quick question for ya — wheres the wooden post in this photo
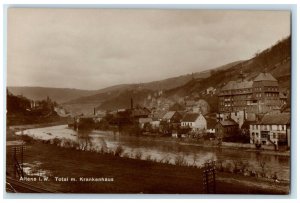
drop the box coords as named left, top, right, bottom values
left=213, top=161, right=216, bottom=193
left=21, top=145, right=24, bottom=177
left=13, top=147, right=16, bottom=179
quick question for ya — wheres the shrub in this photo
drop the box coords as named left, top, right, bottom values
left=122, top=153, right=129, bottom=159
left=21, top=134, right=35, bottom=144
left=50, top=138, right=61, bottom=145
left=174, top=155, right=187, bottom=166
left=216, top=159, right=224, bottom=172
left=145, top=155, right=152, bottom=161
left=224, top=162, right=233, bottom=173
left=114, top=145, right=124, bottom=157
left=163, top=156, right=171, bottom=164
left=135, top=151, right=142, bottom=160
left=259, top=159, right=267, bottom=178
left=239, top=160, right=250, bottom=173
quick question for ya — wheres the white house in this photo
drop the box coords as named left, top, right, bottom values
left=138, top=117, right=153, bottom=128
left=249, top=113, right=290, bottom=150
left=181, top=113, right=207, bottom=132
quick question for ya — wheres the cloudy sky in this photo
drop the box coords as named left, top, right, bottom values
left=7, top=8, right=290, bottom=90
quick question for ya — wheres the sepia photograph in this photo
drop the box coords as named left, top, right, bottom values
left=5, top=7, right=292, bottom=195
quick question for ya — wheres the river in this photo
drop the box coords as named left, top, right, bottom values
left=16, top=125, right=290, bottom=181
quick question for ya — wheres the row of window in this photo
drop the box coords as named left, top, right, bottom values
left=251, top=132, right=285, bottom=140
left=266, top=93, right=279, bottom=97
left=251, top=124, right=285, bottom=131
left=182, top=122, right=193, bottom=127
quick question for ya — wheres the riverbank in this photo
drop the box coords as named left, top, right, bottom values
left=10, top=123, right=290, bottom=157
left=94, top=129, right=290, bottom=157
left=6, top=139, right=289, bottom=194
left=8, top=120, right=68, bottom=131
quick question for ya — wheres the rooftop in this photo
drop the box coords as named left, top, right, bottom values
left=182, top=113, right=201, bottom=122
left=260, top=113, right=290, bottom=125
left=206, top=117, right=217, bottom=129
left=162, top=111, right=177, bottom=120
left=222, top=80, right=253, bottom=91
left=254, top=72, right=277, bottom=82
left=219, top=119, right=238, bottom=126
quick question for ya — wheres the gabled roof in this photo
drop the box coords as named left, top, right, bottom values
left=138, top=117, right=153, bottom=123
left=182, top=113, right=201, bottom=122
left=222, top=80, right=253, bottom=91
left=162, top=111, right=177, bottom=120
left=131, top=106, right=151, bottom=117
left=241, top=120, right=256, bottom=129
left=260, top=113, right=290, bottom=125
left=206, top=118, right=217, bottom=129
left=219, top=119, right=238, bottom=126
left=254, top=72, right=277, bottom=82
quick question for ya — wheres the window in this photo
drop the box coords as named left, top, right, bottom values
left=282, top=125, right=284, bottom=131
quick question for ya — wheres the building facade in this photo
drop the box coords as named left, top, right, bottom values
left=181, top=113, right=207, bottom=132
left=218, top=72, right=281, bottom=115
left=249, top=113, right=290, bottom=149
left=215, top=120, right=239, bottom=141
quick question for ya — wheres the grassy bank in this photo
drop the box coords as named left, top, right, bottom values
left=6, top=136, right=289, bottom=194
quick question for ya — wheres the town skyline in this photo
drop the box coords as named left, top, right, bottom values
left=7, top=9, right=290, bottom=90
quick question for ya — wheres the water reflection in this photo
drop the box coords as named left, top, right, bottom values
left=21, top=125, right=290, bottom=181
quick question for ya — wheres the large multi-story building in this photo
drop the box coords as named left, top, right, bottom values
left=218, top=72, right=281, bottom=115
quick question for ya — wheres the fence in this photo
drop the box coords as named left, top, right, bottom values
left=203, top=161, right=216, bottom=194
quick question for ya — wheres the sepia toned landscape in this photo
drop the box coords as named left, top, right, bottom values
left=6, top=8, right=291, bottom=194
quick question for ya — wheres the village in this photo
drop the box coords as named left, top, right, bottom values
left=68, top=71, right=291, bottom=152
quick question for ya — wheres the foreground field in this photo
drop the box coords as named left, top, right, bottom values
left=6, top=138, right=289, bottom=194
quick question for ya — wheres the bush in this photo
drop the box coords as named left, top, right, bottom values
left=135, top=151, right=142, bottom=160
left=224, top=162, right=233, bottom=173
left=114, top=145, right=124, bottom=157
left=174, top=155, right=188, bottom=166
left=50, top=138, right=61, bottom=145
left=21, top=134, right=35, bottom=144
left=145, top=155, right=152, bottom=161
left=216, top=159, right=224, bottom=172
left=122, top=153, right=129, bottom=158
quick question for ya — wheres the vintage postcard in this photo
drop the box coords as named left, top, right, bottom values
left=5, top=7, right=292, bottom=195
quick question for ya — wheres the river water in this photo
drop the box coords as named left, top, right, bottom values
left=16, top=125, right=290, bottom=181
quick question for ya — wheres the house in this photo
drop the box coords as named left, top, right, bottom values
left=218, top=72, right=281, bottom=114
left=206, top=86, right=216, bottom=95
left=279, top=92, right=288, bottom=106
left=131, top=105, right=151, bottom=119
left=150, top=118, right=160, bottom=129
left=162, top=111, right=182, bottom=123
left=138, top=117, right=153, bottom=128
left=206, top=117, right=217, bottom=134
left=241, top=120, right=256, bottom=138
left=181, top=113, right=207, bottom=132
left=249, top=113, right=290, bottom=150
left=215, top=119, right=239, bottom=141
